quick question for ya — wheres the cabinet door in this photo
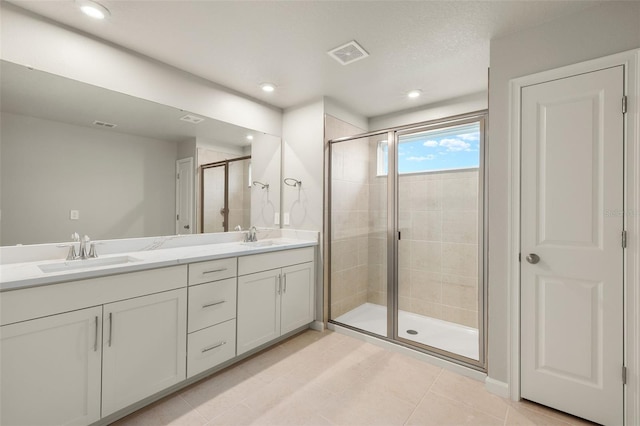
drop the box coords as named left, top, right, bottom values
left=280, top=262, right=314, bottom=335
left=237, top=269, right=281, bottom=355
left=102, top=289, right=187, bottom=416
left=0, top=306, right=102, bottom=426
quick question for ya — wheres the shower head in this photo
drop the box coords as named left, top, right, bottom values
left=284, top=177, right=302, bottom=188
left=252, top=181, right=269, bottom=190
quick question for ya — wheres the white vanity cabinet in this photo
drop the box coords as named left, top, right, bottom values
left=0, top=306, right=103, bottom=426
left=0, top=265, right=187, bottom=425
left=237, top=247, right=314, bottom=355
left=186, top=258, right=238, bottom=378
left=101, top=288, right=187, bottom=416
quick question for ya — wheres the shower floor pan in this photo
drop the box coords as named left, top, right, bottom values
left=335, top=302, right=478, bottom=360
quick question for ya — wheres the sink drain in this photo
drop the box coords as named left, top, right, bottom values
left=406, top=329, right=418, bottom=335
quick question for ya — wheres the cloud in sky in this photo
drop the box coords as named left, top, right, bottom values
left=458, top=132, right=480, bottom=142
left=422, top=137, right=476, bottom=152
left=439, top=138, right=472, bottom=152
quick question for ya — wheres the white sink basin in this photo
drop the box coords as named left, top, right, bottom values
left=240, top=240, right=279, bottom=248
left=38, top=256, right=141, bottom=273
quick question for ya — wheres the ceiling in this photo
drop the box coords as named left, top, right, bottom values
left=6, top=0, right=602, bottom=118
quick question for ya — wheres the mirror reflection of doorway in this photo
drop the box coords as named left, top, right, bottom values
left=200, top=156, right=251, bottom=233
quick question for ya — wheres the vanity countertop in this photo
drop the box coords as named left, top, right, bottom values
left=0, top=237, right=317, bottom=292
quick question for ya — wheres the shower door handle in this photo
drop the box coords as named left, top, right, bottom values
left=526, top=253, right=540, bottom=264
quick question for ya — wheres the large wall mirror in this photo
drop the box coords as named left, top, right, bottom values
left=0, top=60, right=282, bottom=246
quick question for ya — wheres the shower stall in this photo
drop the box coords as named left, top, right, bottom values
left=328, top=112, right=487, bottom=369
left=200, top=156, right=251, bottom=233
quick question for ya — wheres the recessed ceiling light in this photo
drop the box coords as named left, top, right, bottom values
left=76, top=0, right=110, bottom=20
left=407, top=90, right=422, bottom=99
left=246, top=135, right=254, bottom=141
left=260, top=83, right=276, bottom=93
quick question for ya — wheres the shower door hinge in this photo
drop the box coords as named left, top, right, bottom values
left=518, top=253, right=521, bottom=262
left=176, top=214, right=179, bottom=221
left=398, top=231, right=401, bottom=240
left=622, top=96, right=627, bottom=114
left=622, top=230, right=627, bottom=248
left=622, top=366, right=627, bottom=384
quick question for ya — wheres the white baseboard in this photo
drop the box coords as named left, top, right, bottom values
left=485, top=376, right=510, bottom=399
left=310, top=320, right=325, bottom=331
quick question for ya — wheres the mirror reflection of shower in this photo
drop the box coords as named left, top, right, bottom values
left=252, top=181, right=269, bottom=190
left=200, top=156, right=251, bottom=233
left=284, top=177, right=302, bottom=187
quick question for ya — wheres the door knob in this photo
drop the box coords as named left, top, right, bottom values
left=526, top=253, right=540, bottom=264
left=183, top=224, right=190, bottom=230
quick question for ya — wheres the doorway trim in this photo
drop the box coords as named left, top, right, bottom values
left=507, top=49, right=639, bottom=424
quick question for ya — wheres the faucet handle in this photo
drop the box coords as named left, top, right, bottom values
left=88, top=242, right=99, bottom=258
left=71, top=232, right=80, bottom=242
left=57, top=243, right=78, bottom=261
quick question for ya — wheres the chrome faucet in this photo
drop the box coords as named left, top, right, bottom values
left=79, top=235, right=90, bottom=259
left=63, top=233, right=97, bottom=260
left=245, top=226, right=258, bottom=242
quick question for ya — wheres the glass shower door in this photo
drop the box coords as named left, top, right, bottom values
left=395, top=119, right=484, bottom=363
left=329, top=133, right=389, bottom=338
left=202, top=164, right=226, bottom=233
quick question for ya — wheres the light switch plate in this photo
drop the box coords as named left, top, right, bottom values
left=70, top=210, right=80, bottom=220
left=274, top=212, right=280, bottom=225
left=284, top=212, right=290, bottom=226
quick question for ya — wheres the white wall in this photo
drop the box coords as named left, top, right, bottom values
left=282, top=100, right=325, bottom=232
left=0, top=3, right=282, bottom=137
left=369, top=91, right=487, bottom=131
left=1, top=113, right=177, bottom=245
left=488, top=1, right=640, bottom=384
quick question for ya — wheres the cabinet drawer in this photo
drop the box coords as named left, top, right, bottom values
left=188, top=278, right=236, bottom=333
left=187, top=319, right=236, bottom=378
left=238, top=247, right=314, bottom=276
left=189, top=257, right=237, bottom=285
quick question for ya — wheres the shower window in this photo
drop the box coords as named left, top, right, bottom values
left=377, top=122, right=480, bottom=175
left=329, top=112, right=487, bottom=370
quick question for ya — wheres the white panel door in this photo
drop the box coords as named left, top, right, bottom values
left=521, top=66, right=624, bottom=425
left=102, top=289, right=187, bottom=416
left=280, top=262, right=314, bottom=335
left=237, top=269, right=281, bottom=355
left=0, top=307, right=102, bottom=426
left=176, top=157, right=194, bottom=234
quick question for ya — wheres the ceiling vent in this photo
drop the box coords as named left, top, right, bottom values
left=92, top=120, right=117, bottom=128
left=328, top=40, right=369, bottom=66
left=180, top=114, right=205, bottom=124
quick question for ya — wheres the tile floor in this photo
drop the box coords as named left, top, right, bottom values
left=113, top=329, right=595, bottom=426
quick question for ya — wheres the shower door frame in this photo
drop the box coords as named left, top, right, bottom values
left=199, top=155, right=251, bottom=233
left=327, top=110, right=488, bottom=371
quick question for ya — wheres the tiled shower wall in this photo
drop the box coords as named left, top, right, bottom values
left=396, top=170, right=479, bottom=328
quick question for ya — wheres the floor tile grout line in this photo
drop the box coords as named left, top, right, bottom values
left=402, top=367, right=444, bottom=425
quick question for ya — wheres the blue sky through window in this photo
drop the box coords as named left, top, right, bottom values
left=378, top=122, right=481, bottom=175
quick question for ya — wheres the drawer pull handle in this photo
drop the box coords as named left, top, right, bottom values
left=202, top=300, right=226, bottom=309
left=202, top=341, right=226, bottom=353
left=202, top=268, right=227, bottom=275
